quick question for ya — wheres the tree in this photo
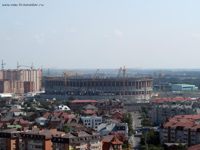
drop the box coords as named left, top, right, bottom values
left=122, top=113, right=134, bottom=136
left=63, top=124, right=70, bottom=133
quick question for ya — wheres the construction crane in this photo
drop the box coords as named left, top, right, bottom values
left=117, top=66, right=126, bottom=78
left=1, top=60, right=6, bottom=70
left=93, top=69, right=100, bottom=79
left=17, top=62, right=34, bottom=69
left=117, top=66, right=127, bottom=96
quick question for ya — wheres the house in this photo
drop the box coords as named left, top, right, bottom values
left=102, top=135, right=123, bottom=150
left=58, top=105, right=70, bottom=111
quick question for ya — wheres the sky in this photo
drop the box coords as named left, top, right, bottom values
left=1, top=0, right=200, bottom=69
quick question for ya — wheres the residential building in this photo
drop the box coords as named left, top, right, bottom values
left=102, top=135, right=123, bottom=150
left=160, top=114, right=200, bottom=146
left=81, top=116, right=102, bottom=130
left=0, top=69, right=42, bottom=95
left=69, top=100, right=97, bottom=112
left=0, top=128, right=20, bottom=150
left=150, top=97, right=200, bottom=125
left=52, top=131, right=102, bottom=150
left=98, top=123, right=128, bottom=138
left=19, top=128, right=61, bottom=150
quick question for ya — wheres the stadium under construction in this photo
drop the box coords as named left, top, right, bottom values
left=43, top=68, right=153, bottom=101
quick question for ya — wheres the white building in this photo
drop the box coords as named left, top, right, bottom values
left=58, top=105, right=70, bottom=111
left=80, top=116, right=102, bottom=130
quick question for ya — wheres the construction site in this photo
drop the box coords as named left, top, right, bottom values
left=0, top=60, right=42, bottom=95
left=43, top=67, right=153, bottom=101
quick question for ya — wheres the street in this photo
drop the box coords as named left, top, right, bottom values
left=129, top=111, right=142, bottom=150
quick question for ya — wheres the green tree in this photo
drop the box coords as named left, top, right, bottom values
left=122, top=113, right=134, bottom=136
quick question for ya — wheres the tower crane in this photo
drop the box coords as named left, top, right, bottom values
left=17, top=62, right=34, bottom=69
left=1, top=60, right=6, bottom=70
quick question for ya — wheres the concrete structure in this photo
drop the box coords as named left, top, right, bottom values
left=172, top=84, right=198, bottom=92
left=81, top=116, right=102, bottom=130
left=44, top=76, right=153, bottom=100
left=0, top=69, right=42, bottom=95
left=160, top=114, right=200, bottom=146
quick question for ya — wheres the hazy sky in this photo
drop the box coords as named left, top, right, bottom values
left=1, top=0, right=200, bottom=69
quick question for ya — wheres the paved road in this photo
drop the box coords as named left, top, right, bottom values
left=129, top=111, right=142, bottom=150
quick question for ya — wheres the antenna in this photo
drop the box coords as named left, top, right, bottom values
left=1, top=60, right=6, bottom=70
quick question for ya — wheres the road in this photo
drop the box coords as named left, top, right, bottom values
left=129, top=111, right=142, bottom=150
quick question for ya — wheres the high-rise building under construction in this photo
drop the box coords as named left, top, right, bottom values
left=0, top=69, right=42, bottom=95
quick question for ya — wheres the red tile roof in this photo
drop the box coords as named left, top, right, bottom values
left=152, top=97, right=195, bottom=103
left=188, top=144, right=200, bottom=150
left=164, top=114, right=200, bottom=130
left=71, top=100, right=97, bottom=103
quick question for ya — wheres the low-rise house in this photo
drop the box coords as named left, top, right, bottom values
left=69, top=100, right=97, bottom=112
left=102, top=135, right=123, bottom=150
left=58, top=105, right=70, bottom=111
left=98, top=122, right=128, bottom=139
left=8, top=108, right=26, bottom=117
left=35, top=117, right=48, bottom=126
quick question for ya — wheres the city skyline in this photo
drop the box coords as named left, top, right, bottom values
left=1, top=0, right=200, bottom=69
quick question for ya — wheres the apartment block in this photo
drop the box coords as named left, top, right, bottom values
left=52, top=131, right=102, bottom=150
left=160, top=114, right=200, bottom=146
left=81, top=116, right=102, bottom=130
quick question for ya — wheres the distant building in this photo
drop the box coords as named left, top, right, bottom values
left=81, top=116, right=102, bottom=130
left=172, top=84, right=198, bottom=92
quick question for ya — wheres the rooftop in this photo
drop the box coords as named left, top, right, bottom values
left=152, top=97, right=196, bottom=103
left=71, top=100, right=97, bottom=103
left=163, top=114, right=200, bottom=130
